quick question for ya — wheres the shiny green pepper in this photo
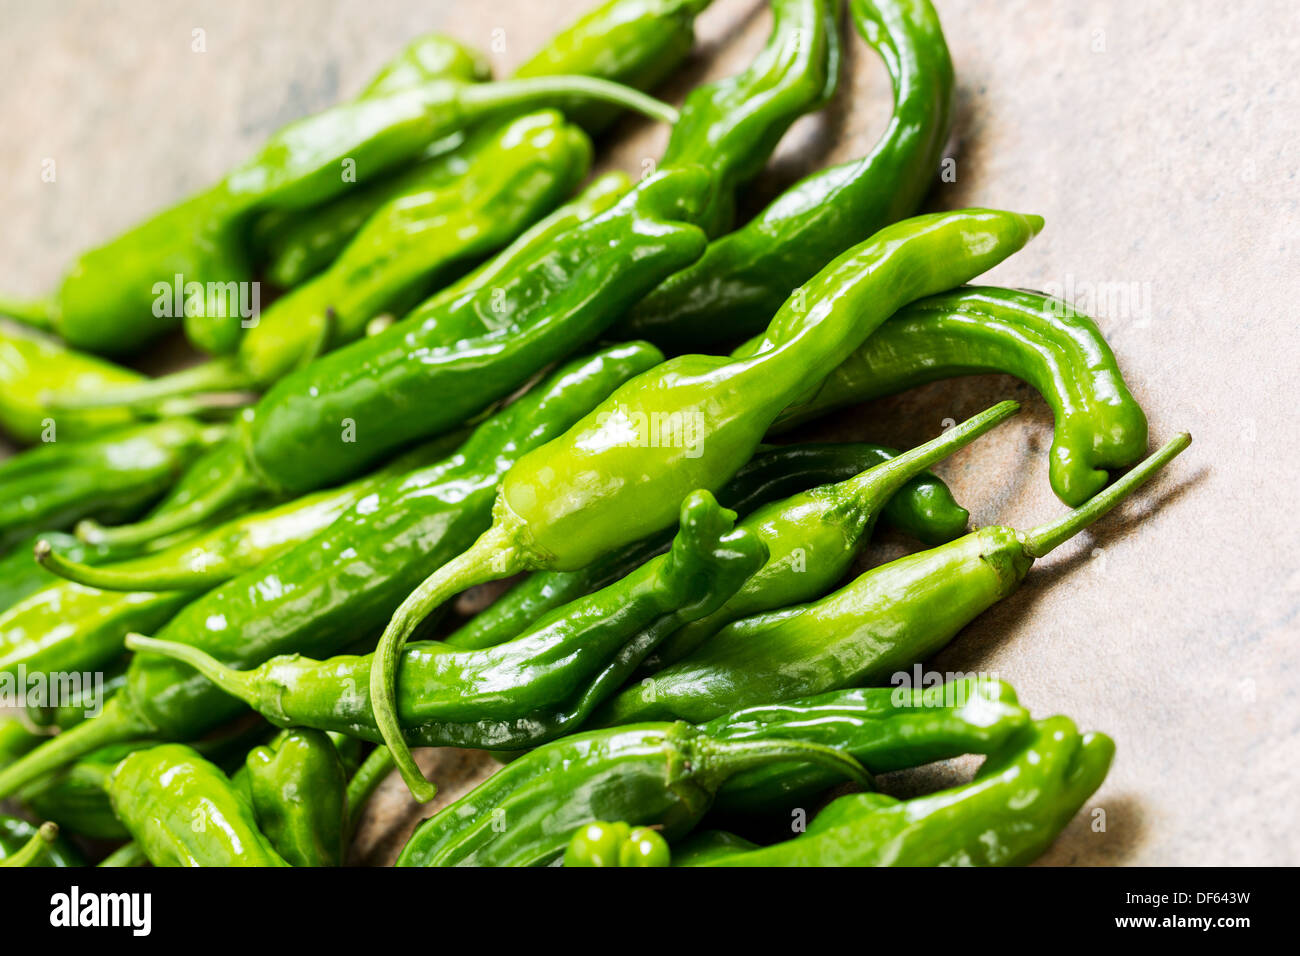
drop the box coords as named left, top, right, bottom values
left=245, top=729, right=348, bottom=867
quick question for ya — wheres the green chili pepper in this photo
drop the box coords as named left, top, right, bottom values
left=127, top=488, right=767, bottom=755
left=0, top=820, right=60, bottom=867
left=56, top=111, right=595, bottom=411
left=621, top=0, right=953, bottom=351
left=5, top=75, right=673, bottom=357
left=106, top=744, right=289, bottom=867
left=0, top=323, right=149, bottom=443
left=445, top=439, right=968, bottom=651
left=681, top=717, right=1114, bottom=866
left=564, top=822, right=671, bottom=867
left=25, top=658, right=127, bottom=729
left=0, top=815, right=81, bottom=866
left=0, top=532, right=111, bottom=613
left=772, top=286, right=1150, bottom=505
left=600, top=434, right=1190, bottom=727
left=397, top=720, right=869, bottom=867
left=0, top=419, right=228, bottom=554
left=344, top=745, right=395, bottom=835
left=643, top=400, right=1018, bottom=671
left=244, top=729, right=348, bottom=867
left=702, top=677, right=1029, bottom=814
left=371, top=207, right=1043, bottom=798
left=515, top=0, right=712, bottom=133
left=0, top=344, right=659, bottom=799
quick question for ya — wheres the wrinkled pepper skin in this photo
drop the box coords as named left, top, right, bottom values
left=396, top=720, right=869, bottom=867
left=0, top=344, right=659, bottom=799
left=372, top=209, right=1043, bottom=796
left=0, top=419, right=227, bottom=553
left=599, top=435, right=1190, bottom=727
left=658, top=0, right=840, bottom=237
left=685, top=717, right=1114, bottom=866
left=622, top=0, right=953, bottom=351
left=443, top=439, right=968, bottom=651
left=515, top=0, right=712, bottom=133
left=702, top=677, right=1029, bottom=813
left=0, top=323, right=145, bottom=443
left=108, top=744, right=289, bottom=867
left=245, top=729, right=348, bottom=867
left=564, top=821, right=670, bottom=867
left=641, top=401, right=1016, bottom=670
left=129, top=489, right=767, bottom=752
left=0, top=818, right=77, bottom=867
left=774, top=286, right=1151, bottom=505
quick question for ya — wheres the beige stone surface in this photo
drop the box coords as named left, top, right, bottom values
left=2, top=0, right=1297, bottom=865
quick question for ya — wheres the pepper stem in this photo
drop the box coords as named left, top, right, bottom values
left=371, top=523, right=521, bottom=802
left=704, top=736, right=876, bottom=792
left=41, top=356, right=255, bottom=412
left=0, top=822, right=58, bottom=868
left=35, top=539, right=188, bottom=593
left=125, top=634, right=265, bottom=711
left=462, top=75, right=679, bottom=127
left=0, top=698, right=148, bottom=799
left=1022, top=433, right=1191, bottom=558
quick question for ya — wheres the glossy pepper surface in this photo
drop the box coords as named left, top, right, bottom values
left=0, top=344, right=659, bottom=799
left=245, top=729, right=348, bottom=867
left=564, top=822, right=671, bottom=867
left=681, top=717, right=1113, bottom=866
left=621, top=0, right=953, bottom=351
left=396, top=720, right=870, bottom=867
left=129, top=489, right=767, bottom=754
left=108, top=744, right=289, bottom=867
left=772, top=286, right=1150, bottom=505
left=371, top=208, right=1043, bottom=797
left=443, top=439, right=968, bottom=651
left=600, top=434, right=1190, bottom=727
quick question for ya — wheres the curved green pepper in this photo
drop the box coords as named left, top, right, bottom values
left=108, top=744, right=288, bottom=867
left=245, top=729, right=348, bottom=867
left=371, top=208, right=1043, bottom=797
left=396, top=720, right=869, bottom=866
left=0, top=343, right=659, bottom=799
left=0, top=532, right=113, bottom=613
left=600, top=435, right=1190, bottom=727
left=621, top=0, right=953, bottom=351
left=444, top=439, right=968, bottom=651
left=0, top=419, right=228, bottom=553
left=564, top=822, right=671, bottom=867
left=702, top=677, right=1029, bottom=814
left=774, top=286, right=1150, bottom=505
left=61, top=110, right=594, bottom=409
left=128, top=489, right=767, bottom=752
left=682, top=717, right=1114, bottom=866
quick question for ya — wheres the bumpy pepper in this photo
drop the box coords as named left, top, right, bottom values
left=244, top=729, right=349, bottom=867
left=621, top=0, right=954, bottom=351
left=396, top=721, right=870, bottom=866
left=564, top=822, right=671, bottom=867
left=772, top=286, right=1150, bottom=505
left=127, top=489, right=767, bottom=753
left=107, top=744, right=289, bottom=867
left=443, top=439, right=968, bottom=651
left=370, top=208, right=1043, bottom=798
left=600, top=435, right=1190, bottom=727
left=0, top=344, right=659, bottom=799
left=679, top=717, right=1113, bottom=866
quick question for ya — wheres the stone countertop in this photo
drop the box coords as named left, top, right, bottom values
left=1, top=0, right=1297, bottom=866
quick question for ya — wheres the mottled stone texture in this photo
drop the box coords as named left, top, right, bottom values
left=1, top=1, right=1296, bottom=866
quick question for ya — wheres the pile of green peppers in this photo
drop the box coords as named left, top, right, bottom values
left=0, top=0, right=1189, bottom=869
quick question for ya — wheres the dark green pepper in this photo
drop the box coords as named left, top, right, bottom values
left=599, top=435, right=1190, bottom=727
left=108, top=744, right=289, bottom=867
left=443, top=438, right=968, bottom=651
left=245, top=729, right=348, bottom=867
left=0, top=343, right=659, bottom=799
left=0, top=419, right=228, bottom=553
left=679, top=717, right=1113, bottom=866
left=621, top=0, right=954, bottom=351
left=396, top=720, right=870, bottom=866
left=370, top=208, right=1043, bottom=798
left=772, top=286, right=1150, bottom=505
left=564, top=822, right=671, bottom=867
left=128, top=488, right=767, bottom=753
